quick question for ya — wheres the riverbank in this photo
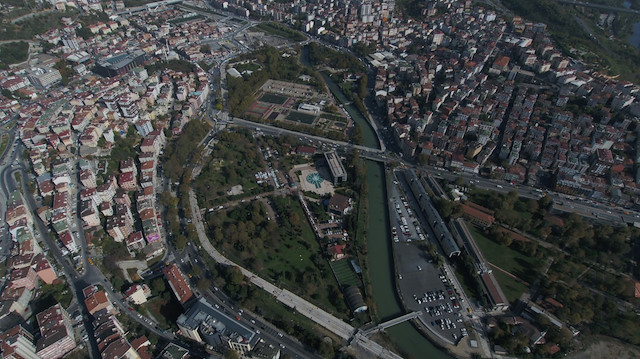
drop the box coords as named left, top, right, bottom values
left=365, top=161, right=454, bottom=359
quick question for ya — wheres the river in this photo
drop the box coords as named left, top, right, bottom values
left=300, top=45, right=452, bottom=358
left=623, top=1, right=640, bottom=49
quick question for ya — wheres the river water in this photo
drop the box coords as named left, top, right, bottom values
left=300, top=45, right=452, bottom=359
left=623, top=1, right=640, bottom=49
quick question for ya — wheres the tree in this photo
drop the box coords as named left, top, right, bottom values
left=435, top=198, right=453, bottom=218
left=538, top=195, right=552, bottom=210
left=226, top=266, right=244, bottom=286
left=192, top=265, right=202, bottom=277
left=160, top=191, right=178, bottom=207
left=76, top=26, right=93, bottom=39
left=151, top=278, right=165, bottom=294
left=53, top=60, right=74, bottom=85
left=200, top=44, right=211, bottom=53
left=352, top=123, right=364, bottom=145
left=197, top=278, right=211, bottom=290
left=417, top=153, right=429, bottom=165
left=174, top=234, right=187, bottom=250
left=1, top=89, right=13, bottom=99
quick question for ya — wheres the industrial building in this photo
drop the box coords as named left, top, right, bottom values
left=94, top=49, right=147, bottom=77
left=27, top=68, right=62, bottom=90
left=450, top=218, right=509, bottom=312
left=406, top=169, right=461, bottom=257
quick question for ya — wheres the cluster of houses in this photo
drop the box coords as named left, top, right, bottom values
left=134, top=9, right=232, bottom=63
left=192, top=0, right=640, bottom=206
left=1, top=191, right=59, bottom=325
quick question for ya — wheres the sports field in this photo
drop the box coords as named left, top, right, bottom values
left=245, top=102, right=272, bottom=118
left=260, top=93, right=288, bottom=105
left=331, top=258, right=361, bottom=288
left=287, top=111, right=316, bottom=124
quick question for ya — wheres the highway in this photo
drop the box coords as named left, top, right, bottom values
left=556, top=0, right=640, bottom=14
left=223, top=116, right=640, bottom=225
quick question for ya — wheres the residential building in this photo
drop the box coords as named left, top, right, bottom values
left=162, top=264, right=193, bottom=306
left=85, top=290, right=115, bottom=316
left=35, top=304, right=76, bottom=359
left=123, top=284, right=151, bottom=305
left=0, top=324, right=39, bottom=359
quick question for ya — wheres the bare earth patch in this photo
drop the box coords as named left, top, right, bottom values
left=567, top=337, right=640, bottom=359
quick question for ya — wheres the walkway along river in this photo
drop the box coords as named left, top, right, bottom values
left=301, top=46, right=453, bottom=358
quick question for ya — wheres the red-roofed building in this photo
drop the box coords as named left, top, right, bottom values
left=162, top=264, right=193, bottom=305
left=461, top=203, right=495, bottom=227
left=328, top=243, right=346, bottom=261
left=480, top=272, right=509, bottom=312
left=118, top=172, right=137, bottom=192
left=140, top=136, right=161, bottom=154
left=126, top=231, right=146, bottom=251
left=131, top=336, right=152, bottom=359
left=114, top=191, right=132, bottom=207
left=296, top=146, right=316, bottom=156
left=33, top=254, right=57, bottom=285
left=0, top=324, right=38, bottom=359
left=10, top=267, right=38, bottom=291
left=123, top=284, right=150, bottom=305
left=106, top=214, right=133, bottom=242
left=58, top=231, right=79, bottom=254
left=120, top=158, right=137, bottom=174
left=492, top=56, right=510, bottom=72
left=82, top=285, right=98, bottom=298
left=35, top=304, right=76, bottom=359
left=39, top=180, right=55, bottom=197
left=328, top=194, right=353, bottom=215
left=79, top=169, right=97, bottom=188
left=84, top=291, right=115, bottom=316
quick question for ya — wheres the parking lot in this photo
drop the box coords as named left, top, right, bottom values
left=388, top=177, right=468, bottom=345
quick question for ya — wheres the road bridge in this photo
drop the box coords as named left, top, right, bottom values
left=116, top=0, right=182, bottom=15
left=361, top=311, right=423, bottom=336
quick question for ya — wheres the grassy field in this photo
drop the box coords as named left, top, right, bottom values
left=260, top=93, right=288, bottom=105
left=258, top=200, right=319, bottom=274
left=254, top=22, right=306, bottom=42
left=0, top=134, right=8, bottom=156
left=469, top=226, right=533, bottom=301
left=287, top=111, right=316, bottom=124
left=492, top=267, right=529, bottom=303
left=210, top=196, right=347, bottom=317
left=331, top=258, right=361, bottom=288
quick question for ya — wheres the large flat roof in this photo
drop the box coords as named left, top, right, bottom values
left=324, top=150, right=346, bottom=178
left=178, top=298, right=258, bottom=346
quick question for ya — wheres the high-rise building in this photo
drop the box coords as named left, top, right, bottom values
left=35, top=304, right=76, bottom=359
left=0, top=324, right=39, bottom=359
